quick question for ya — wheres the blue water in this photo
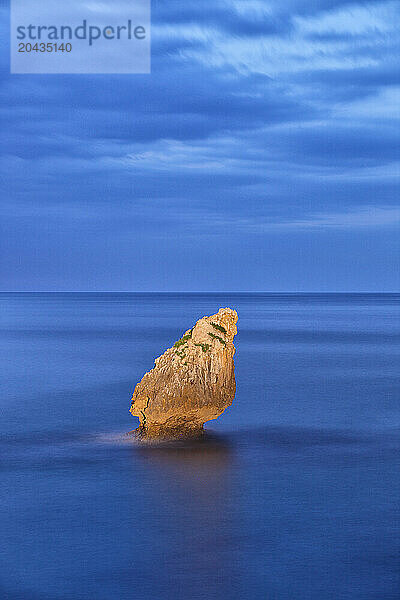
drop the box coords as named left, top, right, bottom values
left=1, top=293, right=399, bottom=600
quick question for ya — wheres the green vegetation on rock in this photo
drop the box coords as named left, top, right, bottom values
left=175, top=348, right=186, bottom=360
left=211, top=322, right=227, bottom=334
left=173, top=329, right=192, bottom=349
left=194, top=342, right=210, bottom=353
left=208, top=332, right=226, bottom=346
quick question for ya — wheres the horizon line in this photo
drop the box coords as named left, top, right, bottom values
left=0, top=291, right=398, bottom=294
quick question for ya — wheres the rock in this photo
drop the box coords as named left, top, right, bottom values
left=129, top=307, right=238, bottom=438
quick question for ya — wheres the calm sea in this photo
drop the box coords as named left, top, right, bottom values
left=1, top=293, right=399, bottom=599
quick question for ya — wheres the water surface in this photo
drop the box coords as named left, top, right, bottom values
left=1, top=293, right=399, bottom=599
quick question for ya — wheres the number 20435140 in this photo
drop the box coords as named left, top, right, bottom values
left=18, top=43, right=72, bottom=53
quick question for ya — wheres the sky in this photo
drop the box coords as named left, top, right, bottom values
left=0, top=0, right=399, bottom=291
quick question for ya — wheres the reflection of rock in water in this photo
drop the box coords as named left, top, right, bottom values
left=133, top=432, right=233, bottom=479
left=130, top=432, right=238, bottom=596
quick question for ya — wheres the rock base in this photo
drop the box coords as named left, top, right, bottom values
left=128, top=424, right=205, bottom=442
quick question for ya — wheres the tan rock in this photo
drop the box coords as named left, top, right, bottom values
left=129, top=308, right=238, bottom=438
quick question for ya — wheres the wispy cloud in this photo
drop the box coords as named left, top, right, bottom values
left=191, top=206, right=400, bottom=234
left=266, top=206, right=400, bottom=230
left=176, top=1, right=400, bottom=76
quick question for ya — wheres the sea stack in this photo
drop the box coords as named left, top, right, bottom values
left=130, top=308, right=238, bottom=438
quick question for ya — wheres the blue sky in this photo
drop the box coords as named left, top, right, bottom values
left=1, top=0, right=399, bottom=291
